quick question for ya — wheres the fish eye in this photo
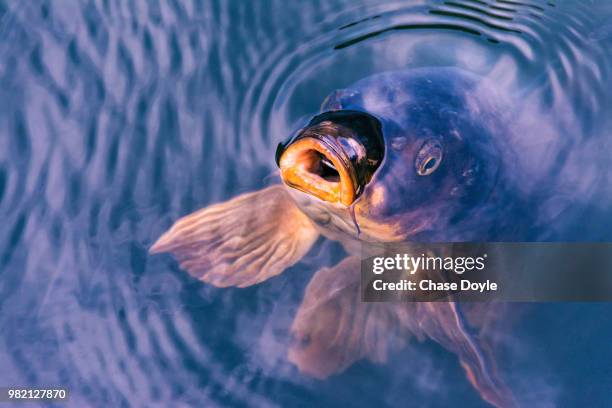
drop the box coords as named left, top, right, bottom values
left=415, top=139, right=443, bottom=176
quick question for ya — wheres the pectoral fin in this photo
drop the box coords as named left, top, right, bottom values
left=412, top=302, right=517, bottom=408
left=288, top=256, right=515, bottom=407
left=288, top=256, right=410, bottom=378
left=150, top=185, right=319, bottom=288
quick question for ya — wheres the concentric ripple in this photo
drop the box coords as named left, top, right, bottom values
left=0, top=0, right=612, bottom=407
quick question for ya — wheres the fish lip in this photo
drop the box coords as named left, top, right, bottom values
left=278, top=133, right=358, bottom=206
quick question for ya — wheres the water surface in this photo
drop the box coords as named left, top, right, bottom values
left=1, top=0, right=612, bottom=406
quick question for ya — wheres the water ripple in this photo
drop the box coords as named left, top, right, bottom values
left=0, top=0, right=611, bottom=406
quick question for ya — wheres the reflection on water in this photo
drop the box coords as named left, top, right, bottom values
left=0, top=0, right=611, bottom=406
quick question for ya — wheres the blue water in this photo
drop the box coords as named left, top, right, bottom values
left=1, top=0, right=612, bottom=407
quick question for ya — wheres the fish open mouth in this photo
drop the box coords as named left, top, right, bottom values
left=276, top=110, right=385, bottom=206
left=278, top=136, right=357, bottom=206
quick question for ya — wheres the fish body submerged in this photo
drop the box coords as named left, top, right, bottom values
left=151, top=68, right=525, bottom=407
